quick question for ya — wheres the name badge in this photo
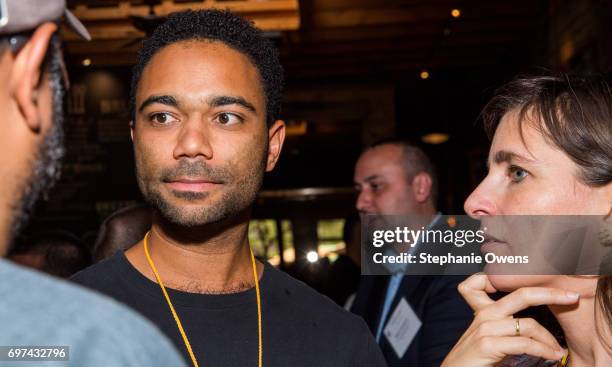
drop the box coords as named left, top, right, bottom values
left=383, top=297, right=421, bottom=359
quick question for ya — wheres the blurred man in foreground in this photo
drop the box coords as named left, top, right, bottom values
left=0, top=1, right=185, bottom=365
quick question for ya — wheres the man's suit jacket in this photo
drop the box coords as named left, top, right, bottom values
left=350, top=274, right=473, bottom=367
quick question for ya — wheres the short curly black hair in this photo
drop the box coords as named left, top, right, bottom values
left=130, top=9, right=284, bottom=126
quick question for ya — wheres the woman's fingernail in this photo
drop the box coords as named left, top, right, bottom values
left=566, top=291, right=580, bottom=300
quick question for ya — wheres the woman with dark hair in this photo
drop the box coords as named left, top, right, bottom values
left=441, top=74, right=612, bottom=367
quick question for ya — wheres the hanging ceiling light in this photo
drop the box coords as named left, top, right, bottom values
left=421, top=133, right=449, bottom=144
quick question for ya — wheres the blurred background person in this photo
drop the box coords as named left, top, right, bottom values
left=441, top=73, right=612, bottom=367
left=8, top=230, right=92, bottom=277
left=352, top=139, right=473, bottom=366
left=93, top=203, right=152, bottom=261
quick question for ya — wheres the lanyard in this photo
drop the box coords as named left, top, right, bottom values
left=143, top=232, right=263, bottom=367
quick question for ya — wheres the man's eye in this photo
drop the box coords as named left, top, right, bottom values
left=149, top=112, right=177, bottom=125
left=508, top=165, right=529, bottom=183
left=216, top=112, right=243, bottom=126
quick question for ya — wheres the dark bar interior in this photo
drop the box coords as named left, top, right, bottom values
left=1, top=1, right=610, bottom=366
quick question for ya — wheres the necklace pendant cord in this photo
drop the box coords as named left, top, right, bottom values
left=143, top=231, right=263, bottom=367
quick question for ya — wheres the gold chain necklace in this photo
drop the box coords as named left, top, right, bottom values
left=143, top=232, right=263, bottom=367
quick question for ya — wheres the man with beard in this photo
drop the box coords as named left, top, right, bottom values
left=72, top=9, right=386, bottom=367
left=0, top=1, right=186, bottom=366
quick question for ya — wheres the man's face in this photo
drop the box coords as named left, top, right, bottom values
left=132, top=40, right=270, bottom=227
left=354, top=144, right=418, bottom=215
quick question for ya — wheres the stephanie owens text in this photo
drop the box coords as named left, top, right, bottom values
left=372, top=252, right=529, bottom=265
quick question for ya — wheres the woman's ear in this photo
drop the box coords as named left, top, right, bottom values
left=9, top=22, right=58, bottom=132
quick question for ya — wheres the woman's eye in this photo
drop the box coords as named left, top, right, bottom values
left=216, top=112, right=243, bottom=126
left=508, top=165, right=529, bottom=183
left=150, top=113, right=177, bottom=125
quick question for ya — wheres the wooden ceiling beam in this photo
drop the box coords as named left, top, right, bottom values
left=63, top=24, right=145, bottom=41
left=308, top=1, right=543, bottom=28
left=310, top=0, right=455, bottom=11
left=64, top=0, right=300, bottom=40
left=62, top=13, right=298, bottom=41
left=71, top=0, right=299, bottom=20
left=311, top=8, right=440, bottom=28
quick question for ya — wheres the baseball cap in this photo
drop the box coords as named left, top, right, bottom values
left=0, top=0, right=91, bottom=40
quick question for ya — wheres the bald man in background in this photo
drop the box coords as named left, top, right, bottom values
left=352, top=139, right=473, bottom=367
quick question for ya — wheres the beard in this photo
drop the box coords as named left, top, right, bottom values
left=8, top=41, right=65, bottom=246
left=136, top=148, right=267, bottom=228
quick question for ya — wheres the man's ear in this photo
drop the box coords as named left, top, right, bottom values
left=9, top=22, right=58, bottom=132
left=411, top=172, right=433, bottom=203
left=266, top=120, right=285, bottom=172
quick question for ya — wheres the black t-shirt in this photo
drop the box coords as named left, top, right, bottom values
left=71, top=252, right=386, bottom=367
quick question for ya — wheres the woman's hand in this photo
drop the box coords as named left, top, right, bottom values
left=440, top=274, right=579, bottom=367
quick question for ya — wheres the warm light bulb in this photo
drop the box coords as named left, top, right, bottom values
left=451, top=9, right=461, bottom=18
left=421, top=133, right=449, bottom=144
left=82, top=58, right=92, bottom=66
left=306, top=251, right=319, bottom=263
left=420, top=70, right=430, bottom=80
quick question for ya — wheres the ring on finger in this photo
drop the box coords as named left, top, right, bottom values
left=514, top=318, right=521, bottom=336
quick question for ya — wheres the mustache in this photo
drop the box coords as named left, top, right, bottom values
left=160, top=160, right=231, bottom=183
